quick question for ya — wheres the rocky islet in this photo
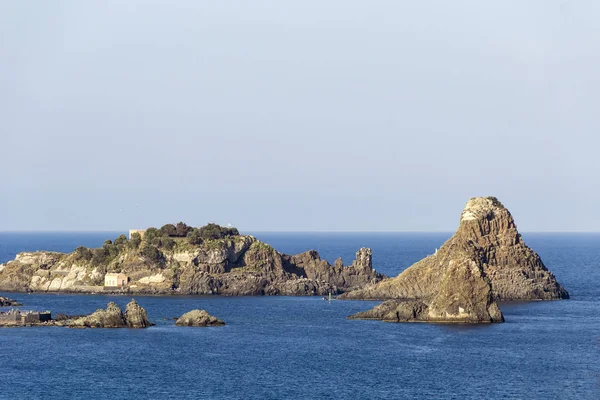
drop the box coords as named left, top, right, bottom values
left=175, top=309, right=226, bottom=327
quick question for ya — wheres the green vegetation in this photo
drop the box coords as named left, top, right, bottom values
left=74, top=246, right=92, bottom=262
left=114, top=234, right=128, bottom=246
left=144, top=227, right=160, bottom=242
left=250, top=241, right=275, bottom=254
left=186, top=228, right=203, bottom=245
left=176, top=222, right=192, bottom=237
left=129, top=233, right=142, bottom=249
left=186, top=223, right=240, bottom=244
left=70, top=223, right=240, bottom=268
left=159, top=222, right=192, bottom=238
left=159, top=223, right=177, bottom=237
left=140, top=244, right=164, bottom=264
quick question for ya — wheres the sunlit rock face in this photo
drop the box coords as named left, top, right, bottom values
left=342, top=196, right=568, bottom=302
left=344, top=197, right=568, bottom=324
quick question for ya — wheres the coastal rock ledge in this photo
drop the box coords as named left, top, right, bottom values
left=175, top=309, right=225, bottom=327
left=345, top=196, right=568, bottom=323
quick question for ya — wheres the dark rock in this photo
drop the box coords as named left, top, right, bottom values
left=0, top=296, right=22, bottom=307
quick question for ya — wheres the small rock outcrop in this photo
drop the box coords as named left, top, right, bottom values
left=67, top=299, right=152, bottom=328
left=0, top=296, right=22, bottom=307
left=124, top=299, right=152, bottom=328
left=175, top=309, right=225, bottom=327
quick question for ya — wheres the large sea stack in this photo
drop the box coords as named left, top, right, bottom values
left=345, top=197, right=568, bottom=323
left=342, top=197, right=568, bottom=302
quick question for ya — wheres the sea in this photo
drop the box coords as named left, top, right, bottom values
left=0, top=232, right=598, bottom=399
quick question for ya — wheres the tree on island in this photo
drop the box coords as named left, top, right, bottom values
left=159, top=224, right=177, bottom=237
left=186, top=223, right=240, bottom=243
left=130, top=233, right=142, bottom=249
left=176, top=222, right=191, bottom=237
left=114, top=234, right=128, bottom=247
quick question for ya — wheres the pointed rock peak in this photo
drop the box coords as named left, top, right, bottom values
left=124, top=299, right=152, bottom=328
left=106, top=302, right=122, bottom=313
left=457, top=196, right=520, bottom=243
left=353, top=248, right=373, bottom=269
left=341, top=196, right=568, bottom=304
left=460, top=196, right=510, bottom=223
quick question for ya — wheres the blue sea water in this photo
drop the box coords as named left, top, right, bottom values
left=0, top=232, right=599, bottom=399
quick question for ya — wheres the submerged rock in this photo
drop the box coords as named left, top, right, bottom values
left=67, top=299, right=152, bottom=328
left=175, top=309, right=225, bottom=327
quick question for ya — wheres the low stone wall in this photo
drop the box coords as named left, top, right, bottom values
left=0, top=310, right=52, bottom=326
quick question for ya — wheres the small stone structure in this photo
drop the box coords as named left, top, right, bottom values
left=129, top=229, right=146, bottom=239
left=104, top=273, right=129, bottom=288
left=0, top=309, right=52, bottom=326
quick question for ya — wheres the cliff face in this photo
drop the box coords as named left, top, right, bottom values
left=0, top=236, right=384, bottom=296
left=457, top=197, right=569, bottom=300
left=341, top=197, right=568, bottom=302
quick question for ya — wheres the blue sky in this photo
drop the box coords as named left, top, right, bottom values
left=1, top=1, right=597, bottom=231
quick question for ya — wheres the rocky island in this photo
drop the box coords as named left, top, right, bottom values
left=344, top=197, right=568, bottom=323
left=0, top=223, right=384, bottom=296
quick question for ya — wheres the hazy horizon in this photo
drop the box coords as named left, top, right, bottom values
left=2, top=1, right=598, bottom=232
left=2, top=229, right=599, bottom=234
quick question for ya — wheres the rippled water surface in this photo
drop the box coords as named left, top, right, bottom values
left=0, top=232, right=599, bottom=399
